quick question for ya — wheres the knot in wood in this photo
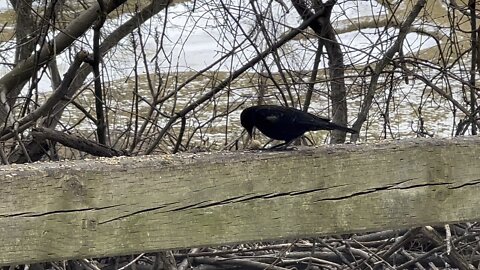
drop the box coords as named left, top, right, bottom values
left=63, top=177, right=86, bottom=197
left=82, top=218, right=97, bottom=230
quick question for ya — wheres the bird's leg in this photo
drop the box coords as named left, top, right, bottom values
left=269, top=140, right=296, bottom=151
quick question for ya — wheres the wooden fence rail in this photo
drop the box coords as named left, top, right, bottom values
left=1, top=137, right=480, bottom=265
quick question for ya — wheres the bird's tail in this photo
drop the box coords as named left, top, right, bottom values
left=326, top=122, right=357, bottom=134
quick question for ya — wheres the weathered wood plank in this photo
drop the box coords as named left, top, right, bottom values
left=0, top=137, right=480, bottom=265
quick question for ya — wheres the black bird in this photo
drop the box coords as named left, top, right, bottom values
left=240, top=105, right=357, bottom=148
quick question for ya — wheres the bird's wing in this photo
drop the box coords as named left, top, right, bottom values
left=256, top=109, right=284, bottom=124
left=294, top=112, right=331, bottom=127
left=309, top=112, right=331, bottom=122
left=265, top=115, right=280, bottom=122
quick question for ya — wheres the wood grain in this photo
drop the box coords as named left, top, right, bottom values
left=0, top=137, right=479, bottom=265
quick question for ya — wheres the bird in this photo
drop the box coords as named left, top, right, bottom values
left=240, top=105, right=357, bottom=149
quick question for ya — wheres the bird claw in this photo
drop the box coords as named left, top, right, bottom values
left=266, top=144, right=297, bottom=151
left=269, top=147, right=296, bottom=151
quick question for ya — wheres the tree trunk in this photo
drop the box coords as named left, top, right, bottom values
left=8, top=0, right=172, bottom=163
left=291, top=0, right=348, bottom=144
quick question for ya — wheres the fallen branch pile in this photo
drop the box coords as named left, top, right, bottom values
left=42, top=224, right=479, bottom=270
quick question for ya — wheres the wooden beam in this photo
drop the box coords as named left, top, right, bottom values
left=1, top=137, right=480, bottom=265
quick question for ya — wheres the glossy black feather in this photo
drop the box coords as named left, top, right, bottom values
left=240, top=105, right=356, bottom=144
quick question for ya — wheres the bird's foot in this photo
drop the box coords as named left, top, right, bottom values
left=267, top=144, right=297, bottom=151
left=267, top=147, right=296, bottom=151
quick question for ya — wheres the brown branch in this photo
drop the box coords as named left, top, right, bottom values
left=90, top=0, right=108, bottom=145
left=350, top=0, right=427, bottom=142
left=419, top=226, right=474, bottom=270
left=145, top=5, right=335, bottom=154
left=380, top=227, right=421, bottom=259
left=0, top=51, right=89, bottom=141
left=192, top=257, right=290, bottom=270
left=291, top=0, right=349, bottom=144
left=0, top=0, right=127, bottom=106
left=31, top=127, right=126, bottom=157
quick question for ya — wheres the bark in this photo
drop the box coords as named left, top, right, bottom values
left=31, top=127, right=126, bottom=158
left=468, top=0, right=477, bottom=135
left=13, top=0, right=35, bottom=64
left=91, top=1, right=108, bottom=145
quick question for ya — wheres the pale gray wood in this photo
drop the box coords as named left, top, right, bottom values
left=0, top=137, right=479, bottom=265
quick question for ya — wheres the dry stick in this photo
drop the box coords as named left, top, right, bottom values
left=154, top=39, right=247, bottom=107
left=129, top=30, right=249, bottom=153
left=174, top=244, right=301, bottom=258
left=266, top=242, right=297, bottom=270
left=152, top=253, right=161, bottom=270
left=0, top=145, right=8, bottom=165
left=293, top=0, right=349, bottom=144
left=31, top=127, right=125, bottom=157
left=177, top=248, right=200, bottom=270
left=316, top=238, right=355, bottom=269
left=303, top=39, right=323, bottom=112
left=339, top=246, right=387, bottom=268
left=79, top=259, right=101, bottom=270
left=350, top=237, right=394, bottom=269
left=468, top=0, right=477, bottom=135
left=249, top=1, right=295, bottom=106
left=344, top=241, right=395, bottom=270
left=221, top=1, right=290, bottom=106
left=90, top=0, right=108, bottom=145
left=13, top=124, right=32, bottom=163
left=346, top=241, right=384, bottom=269
left=401, top=62, right=471, bottom=116
left=399, top=249, right=426, bottom=270
left=352, top=230, right=408, bottom=242
left=428, top=261, right=440, bottom=270
left=396, top=245, right=448, bottom=269
left=350, top=0, right=427, bottom=142
left=193, top=257, right=290, bottom=270
left=17, top=0, right=58, bottom=120
left=145, top=6, right=333, bottom=154
left=329, top=238, right=392, bottom=248
left=396, top=232, right=480, bottom=270
left=420, top=226, right=473, bottom=270
left=219, top=242, right=298, bottom=270
left=380, top=227, right=421, bottom=259
left=0, top=0, right=127, bottom=100
left=159, top=250, right=178, bottom=270
left=3, top=1, right=171, bottom=163
left=127, top=12, right=160, bottom=152
left=0, top=51, right=89, bottom=141
left=172, top=116, right=186, bottom=154
left=117, top=253, right=145, bottom=270
left=280, top=257, right=341, bottom=268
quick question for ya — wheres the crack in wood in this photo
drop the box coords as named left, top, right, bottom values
left=448, top=179, right=480, bottom=189
left=390, top=182, right=452, bottom=190
left=98, top=187, right=343, bottom=224
left=316, top=182, right=453, bottom=202
left=95, top=181, right=461, bottom=225
left=0, top=211, right=35, bottom=218
left=99, top=202, right=179, bottom=224
left=16, top=204, right=122, bottom=218
left=188, top=186, right=346, bottom=209
left=315, top=186, right=392, bottom=202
